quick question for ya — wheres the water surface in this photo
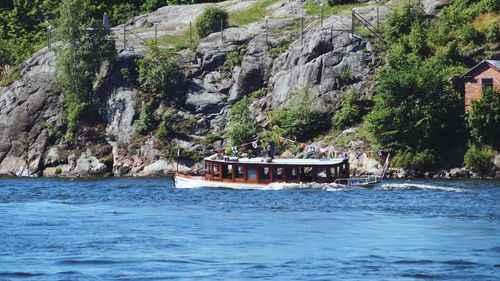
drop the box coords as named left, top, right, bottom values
left=0, top=178, right=499, bottom=280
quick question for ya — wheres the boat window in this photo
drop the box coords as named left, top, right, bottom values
left=273, top=167, right=284, bottom=181
left=302, top=167, right=314, bottom=181
left=260, top=166, right=270, bottom=181
left=330, top=166, right=338, bottom=178
left=317, top=167, right=327, bottom=179
left=287, top=167, right=298, bottom=180
left=234, top=165, right=244, bottom=179
left=222, top=164, right=232, bottom=179
left=205, top=162, right=211, bottom=174
left=247, top=167, right=257, bottom=180
left=213, top=164, right=220, bottom=178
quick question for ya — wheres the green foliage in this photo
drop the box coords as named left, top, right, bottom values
left=466, top=88, right=500, bottom=148
left=154, top=110, right=176, bottom=140
left=137, top=44, right=179, bottom=99
left=136, top=100, right=156, bottom=134
left=195, top=7, right=228, bottom=38
left=269, top=42, right=290, bottom=59
left=391, top=149, right=437, bottom=172
left=140, top=0, right=167, bottom=13
left=55, top=168, right=62, bottom=174
left=45, top=122, right=62, bottom=138
left=340, top=65, right=352, bottom=82
left=464, top=143, right=495, bottom=175
left=229, top=0, right=277, bottom=26
left=383, top=0, right=427, bottom=41
left=55, top=0, right=116, bottom=141
left=332, top=87, right=362, bottom=129
left=204, top=132, right=224, bottom=145
left=270, top=89, right=329, bottom=141
left=120, top=67, right=131, bottom=82
left=224, top=52, right=242, bottom=70
left=226, top=96, right=258, bottom=146
left=366, top=53, right=463, bottom=154
left=109, top=3, right=138, bottom=26
left=249, top=87, right=267, bottom=99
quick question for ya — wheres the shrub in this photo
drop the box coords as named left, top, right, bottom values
left=154, top=111, right=176, bottom=140
left=464, top=143, right=495, bottom=175
left=137, top=45, right=179, bottom=99
left=195, top=7, right=228, bottom=38
left=391, top=149, right=437, bottom=172
left=55, top=168, right=62, bottom=175
left=332, top=87, right=362, bottom=129
left=226, top=96, right=258, bottom=146
left=270, top=89, right=329, bottom=141
left=467, top=87, right=500, bottom=148
left=136, top=100, right=156, bottom=134
left=224, top=52, right=242, bottom=70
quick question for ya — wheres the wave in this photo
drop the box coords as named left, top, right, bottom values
left=382, top=183, right=466, bottom=192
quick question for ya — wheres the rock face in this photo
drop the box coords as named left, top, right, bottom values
left=0, top=48, right=62, bottom=176
left=0, top=1, right=385, bottom=177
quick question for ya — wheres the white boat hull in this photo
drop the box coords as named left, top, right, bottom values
left=174, top=174, right=380, bottom=189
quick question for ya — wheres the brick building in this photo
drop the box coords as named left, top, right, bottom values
left=460, top=60, right=500, bottom=113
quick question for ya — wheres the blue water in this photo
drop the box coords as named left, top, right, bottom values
left=0, top=178, right=499, bottom=281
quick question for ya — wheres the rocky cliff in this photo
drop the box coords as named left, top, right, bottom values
left=0, top=0, right=449, bottom=177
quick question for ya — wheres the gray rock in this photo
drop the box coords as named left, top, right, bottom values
left=73, top=149, right=108, bottom=176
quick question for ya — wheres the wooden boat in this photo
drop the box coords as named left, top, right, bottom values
left=174, top=154, right=388, bottom=189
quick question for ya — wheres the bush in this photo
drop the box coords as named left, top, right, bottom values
left=136, top=100, right=156, bottom=134
left=137, top=45, right=179, bottom=99
left=270, top=89, right=329, bottom=141
left=224, top=52, right=242, bottom=70
left=332, top=87, right=362, bottom=129
left=195, top=7, right=228, bottom=38
left=391, top=149, right=437, bottom=172
left=226, top=96, right=258, bottom=146
left=464, top=143, right=495, bottom=175
left=467, top=87, right=500, bottom=148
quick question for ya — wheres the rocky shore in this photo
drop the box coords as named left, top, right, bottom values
left=1, top=0, right=498, bottom=179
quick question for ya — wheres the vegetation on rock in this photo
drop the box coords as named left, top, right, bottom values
left=55, top=0, right=115, bottom=141
left=226, top=95, right=258, bottom=146
left=195, top=7, right=228, bottom=38
left=137, top=44, right=179, bottom=99
left=270, top=90, right=329, bottom=142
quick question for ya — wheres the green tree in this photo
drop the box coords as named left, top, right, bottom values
left=383, top=0, right=426, bottom=41
left=55, top=0, right=115, bottom=140
left=366, top=51, right=463, bottom=168
left=195, top=7, right=228, bottom=38
left=467, top=88, right=500, bottom=148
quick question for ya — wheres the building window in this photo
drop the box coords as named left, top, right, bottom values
left=482, top=78, right=493, bottom=90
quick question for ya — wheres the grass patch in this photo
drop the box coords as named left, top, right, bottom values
left=229, top=0, right=279, bottom=26
left=155, top=29, right=200, bottom=51
left=303, top=2, right=365, bottom=17
left=472, top=12, right=500, bottom=32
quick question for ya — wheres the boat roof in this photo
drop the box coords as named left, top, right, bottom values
left=204, top=155, right=345, bottom=166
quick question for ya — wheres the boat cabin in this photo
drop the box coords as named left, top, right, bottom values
left=203, top=156, right=349, bottom=184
